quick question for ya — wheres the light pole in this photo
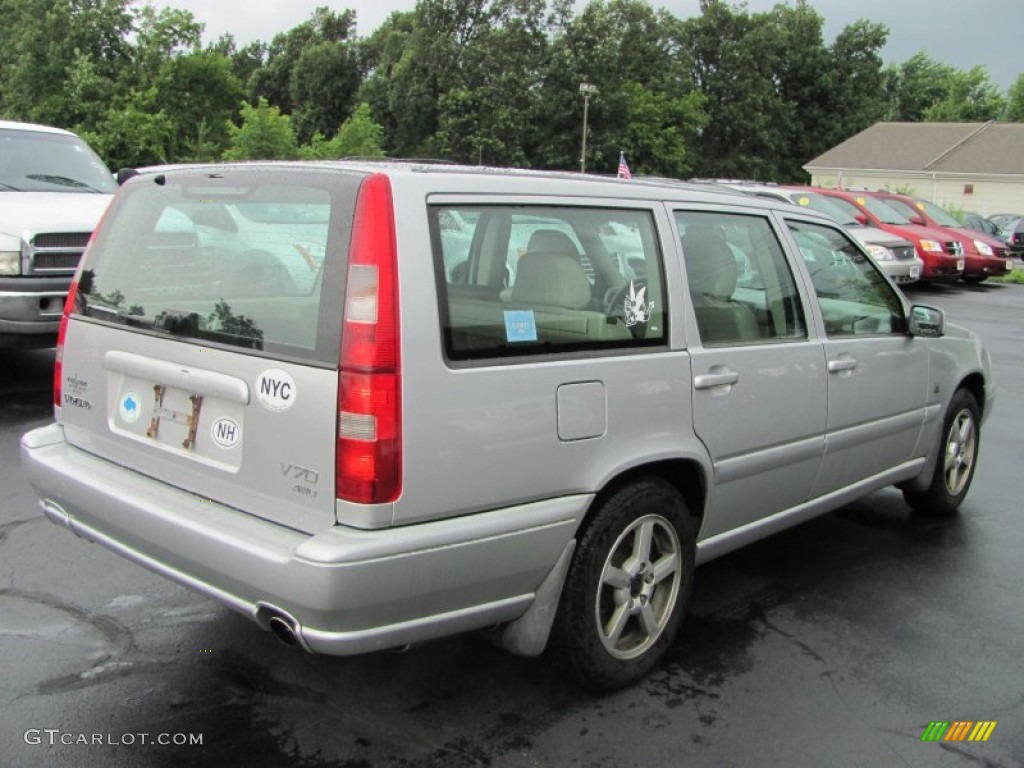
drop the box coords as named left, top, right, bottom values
left=579, top=82, right=598, bottom=173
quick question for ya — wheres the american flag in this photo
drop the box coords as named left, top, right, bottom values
left=617, top=152, right=632, bottom=179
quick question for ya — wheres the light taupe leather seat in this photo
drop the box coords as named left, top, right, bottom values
left=681, top=228, right=760, bottom=343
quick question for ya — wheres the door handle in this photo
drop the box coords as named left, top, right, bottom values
left=694, top=370, right=740, bottom=390
left=827, top=357, right=859, bottom=373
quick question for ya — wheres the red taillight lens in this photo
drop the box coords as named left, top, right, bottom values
left=337, top=372, right=401, bottom=502
left=336, top=174, right=402, bottom=504
left=53, top=279, right=79, bottom=414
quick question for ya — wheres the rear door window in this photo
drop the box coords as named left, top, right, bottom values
left=675, top=210, right=807, bottom=345
left=77, top=170, right=360, bottom=363
left=432, top=205, right=667, bottom=361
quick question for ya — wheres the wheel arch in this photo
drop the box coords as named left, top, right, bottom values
left=958, top=372, right=987, bottom=420
left=585, top=458, right=708, bottom=537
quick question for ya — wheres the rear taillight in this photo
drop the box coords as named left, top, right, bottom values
left=52, top=279, right=79, bottom=417
left=336, top=174, right=402, bottom=504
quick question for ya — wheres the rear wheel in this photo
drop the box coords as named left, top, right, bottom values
left=554, top=478, right=695, bottom=691
left=903, top=389, right=980, bottom=516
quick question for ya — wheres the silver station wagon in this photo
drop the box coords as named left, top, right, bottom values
left=21, top=163, right=994, bottom=690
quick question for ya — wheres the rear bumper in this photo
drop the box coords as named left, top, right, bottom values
left=21, top=423, right=584, bottom=655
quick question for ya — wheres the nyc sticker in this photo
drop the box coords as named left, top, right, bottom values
left=504, top=310, right=538, bottom=342
left=119, top=391, right=142, bottom=424
left=256, top=369, right=296, bottom=412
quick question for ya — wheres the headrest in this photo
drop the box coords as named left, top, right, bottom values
left=511, top=230, right=592, bottom=309
left=682, top=228, right=738, bottom=299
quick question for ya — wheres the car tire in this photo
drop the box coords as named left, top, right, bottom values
left=554, top=478, right=695, bottom=691
left=903, top=389, right=981, bottom=516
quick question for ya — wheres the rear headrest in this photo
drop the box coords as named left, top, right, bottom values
left=681, top=228, right=738, bottom=299
left=511, top=229, right=592, bottom=309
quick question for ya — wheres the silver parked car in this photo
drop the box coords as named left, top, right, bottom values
left=22, top=163, right=994, bottom=690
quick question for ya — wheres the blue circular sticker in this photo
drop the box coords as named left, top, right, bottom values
left=119, top=391, right=141, bottom=424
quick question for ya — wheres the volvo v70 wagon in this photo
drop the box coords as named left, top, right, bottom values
left=22, top=163, right=993, bottom=690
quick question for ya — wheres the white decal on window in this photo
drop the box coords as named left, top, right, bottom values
left=624, top=281, right=654, bottom=327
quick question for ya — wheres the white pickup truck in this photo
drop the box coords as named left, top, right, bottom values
left=0, top=120, right=115, bottom=348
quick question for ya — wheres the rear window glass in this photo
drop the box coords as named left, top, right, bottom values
left=77, top=169, right=358, bottom=362
left=432, top=205, right=667, bottom=361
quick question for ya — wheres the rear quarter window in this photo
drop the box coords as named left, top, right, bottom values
left=431, top=205, right=667, bottom=361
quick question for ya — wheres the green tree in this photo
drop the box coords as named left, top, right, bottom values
left=923, top=66, right=1006, bottom=122
left=248, top=7, right=358, bottom=119
left=678, top=0, right=793, bottom=179
left=290, top=40, right=362, bottom=143
left=677, top=2, right=887, bottom=181
left=152, top=52, right=244, bottom=161
left=0, top=0, right=133, bottom=126
left=534, top=0, right=698, bottom=173
left=1005, top=74, right=1024, bottom=122
left=432, top=0, right=550, bottom=166
left=882, top=52, right=957, bottom=121
left=223, top=98, right=299, bottom=160
left=78, top=91, right=175, bottom=168
left=300, top=103, right=386, bottom=158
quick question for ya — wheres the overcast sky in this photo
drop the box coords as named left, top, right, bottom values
left=164, top=0, right=1022, bottom=90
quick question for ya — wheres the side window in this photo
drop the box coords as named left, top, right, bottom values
left=786, top=219, right=906, bottom=336
left=675, top=211, right=806, bottom=345
left=431, top=205, right=667, bottom=361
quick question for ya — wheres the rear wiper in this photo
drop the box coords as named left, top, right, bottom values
left=154, top=310, right=202, bottom=336
left=25, top=174, right=103, bottom=193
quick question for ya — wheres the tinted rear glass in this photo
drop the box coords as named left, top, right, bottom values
left=77, top=168, right=361, bottom=363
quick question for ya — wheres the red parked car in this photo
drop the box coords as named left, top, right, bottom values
left=870, top=191, right=1012, bottom=283
left=815, top=189, right=964, bottom=282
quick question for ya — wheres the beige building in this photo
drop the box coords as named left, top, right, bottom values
left=804, top=121, right=1024, bottom=217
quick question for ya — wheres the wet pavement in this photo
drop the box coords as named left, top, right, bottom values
left=2, top=282, right=1023, bottom=767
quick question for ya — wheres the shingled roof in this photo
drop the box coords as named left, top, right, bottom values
left=804, top=122, right=1024, bottom=177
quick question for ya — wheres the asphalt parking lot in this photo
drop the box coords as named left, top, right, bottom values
left=2, top=280, right=1022, bottom=768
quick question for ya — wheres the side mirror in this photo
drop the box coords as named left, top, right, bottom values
left=908, top=304, right=944, bottom=338
left=855, top=213, right=869, bottom=226
left=116, top=168, right=139, bottom=186
left=910, top=214, right=926, bottom=226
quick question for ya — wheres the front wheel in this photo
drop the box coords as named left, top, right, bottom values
left=903, top=389, right=981, bottom=516
left=554, top=478, right=695, bottom=691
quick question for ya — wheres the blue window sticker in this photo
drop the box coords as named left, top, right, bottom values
left=504, top=310, right=538, bottom=342
left=119, top=391, right=141, bottom=424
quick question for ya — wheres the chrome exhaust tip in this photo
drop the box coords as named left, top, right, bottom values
left=267, top=615, right=299, bottom=647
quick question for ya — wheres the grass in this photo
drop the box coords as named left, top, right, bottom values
left=990, top=267, right=1024, bottom=285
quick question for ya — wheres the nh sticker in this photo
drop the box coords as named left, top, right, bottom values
left=211, top=417, right=241, bottom=449
left=256, top=369, right=296, bottom=412
left=119, top=391, right=141, bottom=424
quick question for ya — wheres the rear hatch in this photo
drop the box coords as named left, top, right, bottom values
left=56, top=166, right=364, bottom=533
